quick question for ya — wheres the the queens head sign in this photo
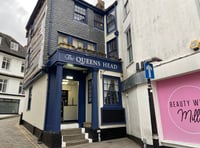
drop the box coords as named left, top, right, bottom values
left=50, top=49, right=122, bottom=72
left=156, top=72, right=200, bottom=145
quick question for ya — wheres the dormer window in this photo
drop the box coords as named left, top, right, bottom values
left=10, top=42, right=19, bottom=51
left=0, top=37, right=2, bottom=45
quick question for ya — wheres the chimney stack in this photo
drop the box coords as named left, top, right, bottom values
left=96, top=0, right=105, bottom=10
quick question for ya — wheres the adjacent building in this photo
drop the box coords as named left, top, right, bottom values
left=117, top=0, right=200, bottom=148
left=22, top=0, right=125, bottom=147
left=0, top=32, right=26, bottom=114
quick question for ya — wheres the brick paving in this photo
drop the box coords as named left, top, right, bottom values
left=68, top=138, right=141, bottom=148
left=0, top=116, right=141, bottom=148
left=0, top=116, right=47, bottom=148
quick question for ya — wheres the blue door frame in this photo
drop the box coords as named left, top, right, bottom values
left=63, top=69, right=86, bottom=127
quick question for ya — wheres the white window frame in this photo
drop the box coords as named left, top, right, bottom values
left=21, top=63, right=25, bottom=73
left=1, top=57, right=10, bottom=70
left=10, top=42, right=19, bottom=51
left=18, top=82, right=24, bottom=94
left=126, top=27, right=133, bottom=64
left=0, top=79, right=7, bottom=92
left=123, top=0, right=129, bottom=19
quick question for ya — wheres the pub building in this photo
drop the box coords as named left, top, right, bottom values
left=21, top=0, right=126, bottom=147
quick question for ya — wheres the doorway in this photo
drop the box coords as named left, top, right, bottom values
left=61, top=79, right=79, bottom=123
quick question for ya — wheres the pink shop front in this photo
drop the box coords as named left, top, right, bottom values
left=155, top=71, right=200, bottom=148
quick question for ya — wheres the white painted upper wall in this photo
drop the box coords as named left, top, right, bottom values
left=117, top=0, right=200, bottom=78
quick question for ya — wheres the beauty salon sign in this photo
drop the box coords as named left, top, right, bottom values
left=156, top=72, right=200, bottom=145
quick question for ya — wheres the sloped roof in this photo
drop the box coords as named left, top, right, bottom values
left=0, top=32, right=26, bottom=59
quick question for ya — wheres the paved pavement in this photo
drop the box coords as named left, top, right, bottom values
left=68, top=138, right=141, bottom=148
left=0, top=116, right=47, bottom=148
left=0, top=116, right=141, bottom=148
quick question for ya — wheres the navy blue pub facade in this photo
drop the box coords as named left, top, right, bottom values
left=22, top=0, right=126, bottom=147
left=44, top=47, right=126, bottom=147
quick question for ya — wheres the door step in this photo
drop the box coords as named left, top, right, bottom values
left=62, top=128, right=92, bottom=147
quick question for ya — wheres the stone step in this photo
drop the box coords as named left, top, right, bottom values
left=63, top=133, right=85, bottom=141
left=65, top=139, right=89, bottom=147
left=62, top=128, right=82, bottom=135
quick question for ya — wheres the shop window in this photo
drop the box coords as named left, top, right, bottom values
left=107, top=38, right=118, bottom=59
left=0, top=79, right=7, bottom=93
left=94, top=13, right=104, bottom=30
left=0, top=99, right=19, bottom=114
left=2, top=57, right=10, bottom=70
left=107, top=8, right=116, bottom=33
left=126, top=27, right=133, bottom=64
left=103, top=76, right=121, bottom=107
left=74, top=4, right=87, bottom=23
left=27, top=86, right=32, bottom=111
left=88, top=79, right=92, bottom=104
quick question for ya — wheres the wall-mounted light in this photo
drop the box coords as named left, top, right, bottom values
left=66, top=76, right=73, bottom=80
left=190, top=40, right=200, bottom=51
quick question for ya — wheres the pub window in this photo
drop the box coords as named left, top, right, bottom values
left=74, top=4, right=87, bottom=23
left=73, top=38, right=83, bottom=49
left=87, top=42, right=95, bottom=51
left=94, top=13, right=104, bottom=30
left=103, top=76, right=121, bottom=106
left=58, top=34, right=68, bottom=45
left=106, top=8, right=116, bottom=33
left=107, top=38, right=118, bottom=59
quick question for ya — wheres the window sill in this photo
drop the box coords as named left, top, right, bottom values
left=126, top=61, right=134, bottom=69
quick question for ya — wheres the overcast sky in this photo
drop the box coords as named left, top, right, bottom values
left=0, top=0, right=114, bottom=46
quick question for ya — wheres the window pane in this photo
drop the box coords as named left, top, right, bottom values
left=126, top=28, right=133, bottom=63
left=58, top=35, right=68, bottom=44
left=87, top=43, right=95, bottom=51
left=107, top=9, right=116, bottom=33
left=103, top=77, right=119, bottom=105
left=73, top=38, right=83, bottom=48
left=0, top=99, right=19, bottom=114
left=107, top=39, right=118, bottom=59
left=94, top=13, right=104, bottom=30
left=74, top=4, right=86, bottom=23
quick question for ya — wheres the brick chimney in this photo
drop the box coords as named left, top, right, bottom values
left=96, top=0, right=105, bottom=10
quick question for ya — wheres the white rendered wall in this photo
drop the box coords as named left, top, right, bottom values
left=0, top=53, right=25, bottom=114
left=23, top=74, right=48, bottom=130
left=117, top=0, right=200, bottom=146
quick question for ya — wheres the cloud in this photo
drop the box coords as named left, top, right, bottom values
left=0, top=0, right=115, bottom=46
left=0, top=0, right=29, bottom=45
